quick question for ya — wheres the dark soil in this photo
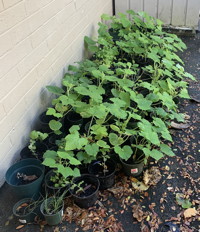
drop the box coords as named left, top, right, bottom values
left=89, top=160, right=115, bottom=177
left=16, top=202, right=34, bottom=216
left=0, top=33, right=199, bottom=232
left=77, top=184, right=97, bottom=198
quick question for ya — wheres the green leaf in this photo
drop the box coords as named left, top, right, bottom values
left=29, top=130, right=38, bottom=140
left=57, top=166, right=73, bottom=178
left=96, top=140, right=110, bottom=148
left=57, top=151, right=72, bottom=159
left=49, top=120, right=62, bottom=131
left=184, top=72, right=196, bottom=80
left=114, top=145, right=132, bottom=161
left=138, top=119, right=160, bottom=145
left=85, top=144, right=99, bottom=157
left=59, top=95, right=74, bottom=105
left=143, top=148, right=163, bottom=161
left=43, top=150, right=57, bottom=159
left=46, top=85, right=64, bottom=95
left=84, top=36, right=96, bottom=45
left=91, top=124, right=108, bottom=140
left=68, top=155, right=81, bottom=165
left=42, top=158, right=57, bottom=168
left=110, top=125, right=120, bottom=132
left=136, top=98, right=152, bottom=110
left=176, top=193, right=192, bottom=209
left=101, top=13, right=112, bottom=20
left=160, top=144, right=175, bottom=156
left=105, top=103, right=127, bottom=119
left=109, top=133, right=123, bottom=146
left=69, top=125, right=80, bottom=133
left=150, top=149, right=164, bottom=160
left=153, top=118, right=172, bottom=142
left=65, top=132, right=88, bottom=151
left=73, top=168, right=81, bottom=177
left=179, top=88, right=190, bottom=99
left=46, top=108, right=62, bottom=118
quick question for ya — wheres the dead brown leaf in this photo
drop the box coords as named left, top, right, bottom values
left=132, top=204, right=146, bottom=222
left=170, top=122, right=190, bottom=129
left=16, top=225, right=25, bottom=230
left=143, top=166, right=162, bottom=186
left=184, top=208, right=197, bottom=218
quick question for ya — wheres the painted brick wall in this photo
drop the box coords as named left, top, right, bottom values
left=0, top=0, right=113, bottom=187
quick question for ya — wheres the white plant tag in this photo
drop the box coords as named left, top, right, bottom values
left=19, top=219, right=27, bottom=224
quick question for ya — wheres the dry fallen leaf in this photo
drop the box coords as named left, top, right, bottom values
left=190, top=96, right=200, bottom=103
left=23, top=174, right=38, bottom=181
left=143, top=166, right=162, bottom=186
left=170, top=122, right=190, bottom=129
left=132, top=204, right=146, bottom=222
left=132, top=181, right=149, bottom=191
left=16, top=225, right=25, bottom=230
left=184, top=208, right=197, bottom=218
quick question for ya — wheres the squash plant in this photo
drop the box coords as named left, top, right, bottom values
left=39, top=10, right=196, bottom=179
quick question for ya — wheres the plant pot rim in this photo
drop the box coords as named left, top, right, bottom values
left=6, top=165, right=44, bottom=187
left=66, top=111, right=82, bottom=121
left=40, top=197, right=64, bottom=216
left=120, top=157, right=144, bottom=166
left=70, top=174, right=100, bottom=200
left=13, top=198, right=36, bottom=217
left=45, top=170, right=70, bottom=190
left=88, top=159, right=116, bottom=178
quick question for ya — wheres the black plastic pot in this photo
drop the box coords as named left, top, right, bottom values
left=40, top=197, right=64, bottom=226
left=88, top=159, right=116, bottom=190
left=48, top=134, right=64, bottom=148
left=13, top=198, right=38, bottom=223
left=6, top=162, right=44, bottom=200
left=120, top=157, right=144, bottom=177
left=64, top=111, right=83, bottom=133
left=44, top=170, right=70, bottom=197
left=66, top=111, right=83, bottom=125
left=69, top=174, right=99, bottom=208
left=20, top=142, right=48, bottom=160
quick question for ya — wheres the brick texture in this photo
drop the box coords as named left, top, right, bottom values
left=0, top=0, right=113, bottom=187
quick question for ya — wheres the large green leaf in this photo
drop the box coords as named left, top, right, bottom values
left=91, top=124, right=108, bottom=140
left=49, top=120, right=62, bottom=131
left=46, top=85, right=64, bottom=95
left=85, top=144, right=99, bottom=157
left=97, top=140, right=110, bottom=148
left=138, top=119, right=160, bottom=145
left=57, top=165, right=73, bottom=178
left=42, top=158, right=57, bottom=168
left=114, top=145, right=132, bottom=161
left=43, top=150, right=57, bottom=159
left=109, top=133, right=123, bottom=146
left=46, top=108, right=62, bottom=118
left=150, top=149, right=164, bottom=160
left=160, top=144, right=175, bottom=156
left=153, top=118, right=172, bottom=142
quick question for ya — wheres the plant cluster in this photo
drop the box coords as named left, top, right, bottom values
left=28, top=11, right=194, bottom=186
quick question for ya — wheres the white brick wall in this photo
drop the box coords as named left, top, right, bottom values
left=0, top=0, right=113, bottom=187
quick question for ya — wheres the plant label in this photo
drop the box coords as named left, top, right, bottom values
left=19, top=219, right=27, bottom=224
left=131, top=168, right=138, bottom=174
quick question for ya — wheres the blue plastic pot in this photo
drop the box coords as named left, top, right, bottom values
left=5, top=161, right=44, bottom=200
